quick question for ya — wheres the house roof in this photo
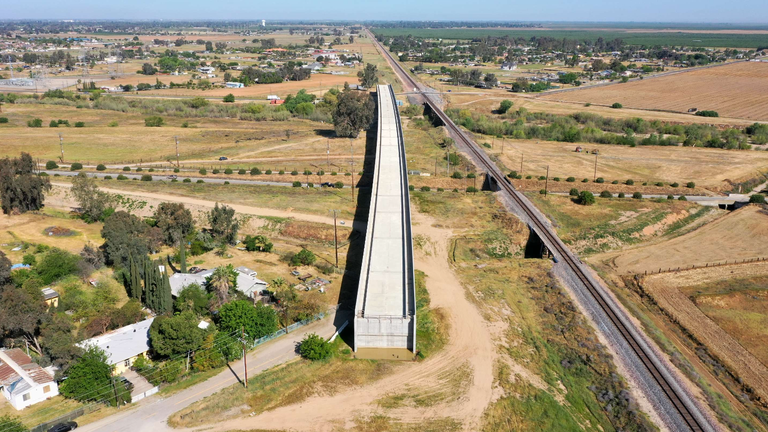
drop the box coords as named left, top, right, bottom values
left=41, top=287, right=59, bottom=300
left=77, top=318, right=155, bottom=366
left=169, top=267, right=267, bottom=298
left=0, top=349, right=54, bottom=393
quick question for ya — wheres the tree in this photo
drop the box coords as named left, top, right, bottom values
left=174, top=283, right=210, bottom=315
left=154, top=202, right=194, bottom=246
left=128, top=254, right=142, bottom=300
left=205, top=41, right=213, bottom=52
left=141, top=63, right=157, bottom=75
left=333, top=89, right=374, bottom=138
left=60, top=346, right=130, bottom=406
left=291, top=249, right=316, bottom=266
left=0, top=285, right=47, bottom=355
left=498, top=100, right=513, bottom=114
left=101, top=211, right=149, bottom=268
left=222, top=93, right=235, bottom=103
left=71, top=172, right=113, bottom=223
left=0, top=250, right=11, bottom=286
left=243, top=235, right=273, bottom=252
left=299, top=333, right=333, bottom=360
left=206, top=264, right=238, bottom=309
left=750, top=194, right=766, bottom=204
left=0, top=153, right=52, bottom=215
left=149, top=311, right=205, bottom=357
left=144, top=116, right=164, bottom=127
left=0, top=415, right=28, bottom=432
left=208, top=203, right=239, bottom=245
left=357, top=63, right=378, bottom=88
left=36, top=248, right=80, bottom=284
left=578, top=191, right=596, bottom=206
left=217, top=300, right=278, bottom=341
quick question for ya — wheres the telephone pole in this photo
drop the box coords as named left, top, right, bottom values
left=593, top=153, right=598, bottom=182
left=241, top=327, right=248, bottom=388
left=174, top=136, right=180, bottom=167
left=350, top=142, right=355, bottom=201
left=326, top=139, right=330, bottom=171
left=330, top=210, right=339, bottom=268
left=544, top=165, right=550, bottom=196
left=520, top=153, right=524, bottom=175
left=58, top=133, right=64, bottom=163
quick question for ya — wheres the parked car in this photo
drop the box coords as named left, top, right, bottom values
left=48, top=422, right=78, bottom=432
left=218, top=156, right=228, bottom=161
left=320, top=182, right=333, bottom=188
left=167, top=175, right=177, bottom=180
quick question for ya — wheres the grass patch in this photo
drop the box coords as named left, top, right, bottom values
left=415, top=270, right=448, bottom=359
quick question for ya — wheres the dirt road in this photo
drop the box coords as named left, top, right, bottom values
left=202, top=211, right=497, bottom=431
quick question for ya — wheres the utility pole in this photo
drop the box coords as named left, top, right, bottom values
left=241, top=327, right=248, bottom=388
left=593, top=153, right=598, bottom=182
left=544, top=165, right=549, bottom=196
left=350, top=142, right=355, bottom=201
left=326, top=139, right=330, bottom=171
left=330, top=210, right=339, bottom=268
left=434, top=157, right=437, bottom=177
left=520, top=153, right=524, bottom=175
left=58, top=133, right=64, bottom=163
left=501, top=137, right=504, bottom=154
left=174, top=136, right=180, bottom=167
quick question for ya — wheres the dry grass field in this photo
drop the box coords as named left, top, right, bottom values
left=0, top=210, right=103, bottom=262
left=492, top=139, right=768, bottom=189
left=593, top=205, right=768, bottom=274
left=540, top=62, right=768, bottom=121
left=641, top=263, right=768, bottom=402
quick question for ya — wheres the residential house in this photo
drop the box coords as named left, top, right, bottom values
left=0, top=349, right=58, bottom=410
left=169, top=266, right=268, bottom=299
left=266, top=94, right=280, bottom=100
left=77, top=318, right=155, bottom=376
left=197, top=66, right=215, bottom=74
left=41, top=287, right=59, bottom=308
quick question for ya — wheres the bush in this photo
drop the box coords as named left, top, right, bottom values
left=49, top=119, right=59, bottom=128
left=749, top=194, right=766, bottom=204
left=144, top=116, right=164, bottom=127
left=46, top=161, right=59, bottom=169
left=420, top=186, right=431, bottom=192
left=199, top=168, right=207, bottom=175
left=291, top=170, right=299, bottom=175
left=238, top=169, right=246, bottom=175
left=538, top=176, right=546, bottom=181
left=451, top=171, right=463, bottom=179
left=123, top=166, right=131, bottom=171
left=466, top=186, right=479, bottom=193
left=686, top=182, right=695, bottom=189
left=250, top=167, right=262, bottom=175
left=611, top=102, right=623, bottom=109
left=678, top=195, right=687, bottom=201
left=74, top=122, right=85, bottom=128
left=224, top=168, right=233, bottom=175
left=27, top=118, right=43, bottom=127
left=39, top=172, right=49, bottom=177
left=303, top=169, right=312, bottom=175
left=507, top=171, right=518, bottom=178
left=96, top=164, right=106, bottom=171
left=667, top=195, right=674, bottom=200
left=141, top=174, right=152, bottom=182
left=104, top=175, right=112, bottom=180
left=334, top=181, right=344, bottom=189
left=625, top=179, right=634, bottom=185
left=466, top=173, right=476, bottom=179
left=292, top=181, right=302, bottom=187
left=265, top=169, right=272, bottom=175
left=670, top=182, right=679, bottom=188
left=611, top=180, right=619, bottom=184
left=331, top=172, right=337, bottom=176
left=70, top=163, right=83, bottom=171
left=498, top=100, right=513, bottom=114
left=595, top=177, right=605, bottom=183
left=437, top=187, right=444, bottom=192
left=183, top=178, right=191, bottom=183
left=135, top=167, right=143, bottom=172
left=600, top=190, right=612, bottom=198
left=553, top=177, right=561, bottom=182
left=212, top=169, right=220, bottom=174
left=117, top=174, right=128, bottom=180
left=569, top=188, right=579, bottom=196
left=539, top=189, right=547, bottom=194
left=566, top=177, right=575, bottom=182
left=108, top=120, right=118, bottom=127
left=307, top=182, right=314, bottom=188
left=408, top=185, right=414, bottom=191
left=632, top=192, right=643, bottom=199
left=223, top=93, right=235, bottom=103
left=525, top=175, right=532, bottom=179
left=196, top=179, right=204, bottom=184
left=148, top=168, right=155, bottom=172
left=618, top=192, right=625, bottom=198
left=299, top=333, right=334, bottom=360
left=291, top=249, right=316, bottom=266
left=695, top=110, right=719, bottom=117
left=278, top=170, right=285, bottom=175
left=578, top=191, right=595, bottom=206
left=655, top=182, right=664, bottom=187
left=582, top=178, right=589, bottom=183
left=0, top=117, right=8, bottom=123
left=224, top=181, right=230, bottom=185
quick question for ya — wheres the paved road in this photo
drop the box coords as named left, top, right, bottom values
left=77, top=314, right=340, bottom=432
left=43, top=170, right=325, bottom=188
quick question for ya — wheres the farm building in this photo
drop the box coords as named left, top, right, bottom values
left=0, top=349, right=58, bottom=410
left=77, top=318, right=155, bottom=376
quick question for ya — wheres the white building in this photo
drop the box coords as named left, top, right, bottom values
left=0, top=349, right=59, bottom=410
left=225, top=82, right=244, bottom=88
left=77, top=318, right=155, bottom=376
left=169, top=266, right=268, bottom=299
left=198, top=66, right=216, bottom=74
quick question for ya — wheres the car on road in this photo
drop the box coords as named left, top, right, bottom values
left=320, top=182, right=333, bottom=188
left=167, top=175, right=177, bottom=180
left=218, top=156, right=228, bottom=161
left=48, top=422, right=78, bottom=432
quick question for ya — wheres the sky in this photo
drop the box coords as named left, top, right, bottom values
left=3, top=0, right=768, bottom=23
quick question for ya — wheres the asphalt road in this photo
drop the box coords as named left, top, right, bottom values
left=43, top=170, right=322, bottom=188
left=77, top=313, right=340, bottom=432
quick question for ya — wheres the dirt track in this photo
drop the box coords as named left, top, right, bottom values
left=199, top=211, right=497, bottom=431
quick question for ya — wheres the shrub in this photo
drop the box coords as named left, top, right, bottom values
left=595, top=177, right=604, bottom=183
left=224, top=168, right=233, bottom=175
left=278, top=170, right=285, bottom=175
left=123, top=166, right=131, bottom=171
left=451, top=171, right=463, bottom=179
left=670, top=182, right=679, bottom=188
left=331, top=172, right=337, bottom=176
left=104, top=175, right=112, bottom=180
left=74, top=122, right=85, bottom=128
left=600, top=190, right=612, bottom=198
left=452, top=188, right=459, bottom=192
left=148, top=168, right=155, bottom=172
left=307, top=182, right=314, bottom=188
left=466, top=186, right=479, bottom=193
left=212, top=169, right=220, bottom=174
left=250, top=167, right=262, bottom=175
left=632, top=192, right=643, bottom=199
left=539, top=189, right=546, bottom=194
left=437, top=187, right=444, bottom=192
left=667, top=195, right=674, bottom=200
left=420, top=186, right=431, bottom=192
left=618, top=192, right=625, bottom=198
left=408, top=185, right=414, bottom=191
left=334, top=181, right=344, bottom=189
left=566, top=177, right=575, bottom=182
left=96, top=164, right=106, bottom=171
left=525, top=175, right=532, bottom=179
left=582, top=178, right=589, bottom=183
left=108, top=120, right=118, bottom=127
left=498, top=100, right=513, bottom=114
left=224, top=181, right=230, bottom=185
left=538, top=176, right=546, bottom=180
left=46, top=161, right=59, bottom=169
left=655, top=182, right=664, bottom=187
left=183, top=178, right=192, bottom=183
left=695, top=110, right=719, bottom=117
left=0, top=117, right=8, bottom=123
left=173, top=168, right=180, bottom=173
left=199, top=168, right=207, bottom=175
left=292, top=181, right=302, bottom=187
left=749, top=194, right=766, bottom=204
left=49, top=120, right=59, bottom=127
left=70, top=163, right=83, bottom=171
left=466, top=173, right=476, bottom=179
left=507, top=171, right=518, bottom=178
left=625, top=179, right=634, bottom=185
left=299, top=333, right=333, bottom=360
left=39, top=172, right=49, bottom=177
left=553, top=177, right=561, bottom=182
left=238, top=169, right=246, bottom=175
left=611, top=180, right=619, bottom=184
left=223, top=93, right=235, bottom=103
left=611, top=102, right=623, bottom=109
left=117, top=174, right=128, bottom=180
left=578, top=191, right=595, bottom=205
left=569, top=188, right=579, bottom=196
left=27, top=118, right=43, bottom=127
left=265, top=169, right=272, bottom=175
left=144, top=116, right=164, bottom=127
left=678, top=195, right=687, bottom=201
left=317, top=170, right=325, bottom=176
left=686, top=182, right=695, bottom=189
left=196, top=180, right=204, bottom=184
left=291, top=170, right=299, bottom=175
left=135, top=167, right=143, bottom=173
left=141, top=174, right=152, bottom=182
left=291, top=249, right=316, bottom=266
left=303, top=169, right=312, bottom=175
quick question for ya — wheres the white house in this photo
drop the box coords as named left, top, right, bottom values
left=77, top=318, right=155, bottom=376
left=0, top=349, right=59, bottom=410
left=197, top=66, right=216, bottom=74
left=225, top=82, right=244, bottom=88
left=169, top=266, right=268, bottom=299
left=500, top=62, right=518, bottom=71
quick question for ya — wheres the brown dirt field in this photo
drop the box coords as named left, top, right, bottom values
left=642, top=265, right=768, bottom=402
left=593, top=205, right=768, bottom=274
left=490, top=139, right=768, bottom=190
left=540, top=62, right=768, bottom=121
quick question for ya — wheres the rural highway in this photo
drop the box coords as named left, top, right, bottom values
left=76, top=313, right=340, bottom=432
left=368, top=29, right=718, bottom=432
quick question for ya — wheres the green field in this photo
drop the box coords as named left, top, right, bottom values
left=372, top=28, right=768, bottom=48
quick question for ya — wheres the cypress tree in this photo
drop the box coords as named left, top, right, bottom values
left=129, top=255, right=142, bottom=300
left=179, top=236, right=187, bottom=273
left=158, top=269, right=173, bottom=314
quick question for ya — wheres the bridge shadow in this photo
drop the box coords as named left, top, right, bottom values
left=333, top=92, right=378, bottom=347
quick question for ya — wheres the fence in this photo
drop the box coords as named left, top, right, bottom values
left=29, top=404, right=101, bottom=432
left=131, top=386, right=159, bottom=403
left=639, top=256, right=768, bottom=276
left=251, top=304, right=339, bottom=347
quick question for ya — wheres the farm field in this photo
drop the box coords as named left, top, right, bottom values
left=491, top=139, right=768, bottom=190
left=640, top=263, right=768, bottom=402
left=541, top=62, right=768, bottom=121
left=592, top=205, right=768, bottom=274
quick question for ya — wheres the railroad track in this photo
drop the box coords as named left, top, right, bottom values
left=367, top=29, right=713, bottom=432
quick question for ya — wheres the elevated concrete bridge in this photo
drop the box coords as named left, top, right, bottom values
left=353, top=84, right=416, bottom=355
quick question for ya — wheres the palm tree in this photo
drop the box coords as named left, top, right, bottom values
left=206, top=264, right=236, bottom=309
